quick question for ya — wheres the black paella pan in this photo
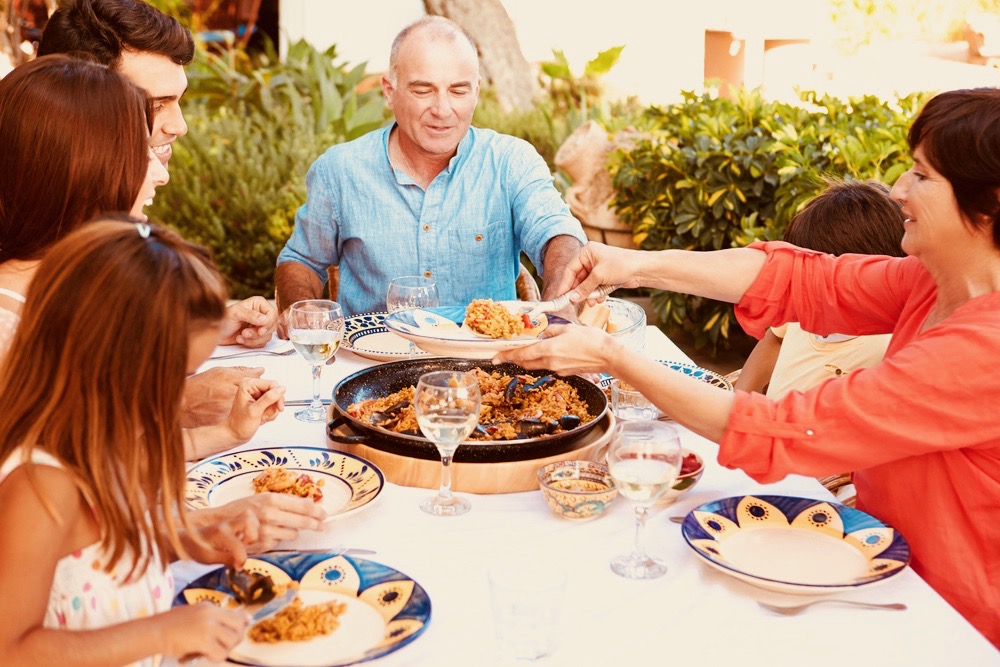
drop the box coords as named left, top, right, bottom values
left=328, top=358, right=608, bottom=463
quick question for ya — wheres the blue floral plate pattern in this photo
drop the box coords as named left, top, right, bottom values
left=596, top=360, right=733, bottom=393
left=342, top=311, right=432, bottom=361
left=185, top=446, right=384, bottom=521
left=681, top=495, right=911, bottom=594
left=175, top=553, right=430, bottom=666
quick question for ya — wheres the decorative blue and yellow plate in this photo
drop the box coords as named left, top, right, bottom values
left=185, top=447, right=384, bottom=522
left=342, top=311, right=432, bottom=361
left=681, top=495, right=910, bottom=594
left=175, top=553, right=430, bottom=666
left=596, top=360, right=733, bottom=395
left=657, top=360, right=733, bottom=390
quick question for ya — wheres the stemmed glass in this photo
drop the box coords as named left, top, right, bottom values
left=386, top=276, right=439, bottom=358
left=288, top=299, right=344, bottom=422
left=606, top=420, right=683, bottom=578
left=413, top=371, right=482, bottom=516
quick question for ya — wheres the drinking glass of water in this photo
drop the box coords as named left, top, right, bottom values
left=606, top=420, right=683, bottom=578
left=288, top=299, right=344, bottom=422
left=386, top=276, right=438, bottom=358
left=414, top=370, right=481, bottom=516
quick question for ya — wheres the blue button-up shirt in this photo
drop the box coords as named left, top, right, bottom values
left=277, top=124, right=587, bottom=315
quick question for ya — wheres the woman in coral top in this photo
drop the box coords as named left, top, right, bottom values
left=497, top=88, right=1000, bottom=647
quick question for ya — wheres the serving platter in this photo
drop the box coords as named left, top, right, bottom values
left=330, top=358, right=608, bottom=463
left=185, top=446, right=384, bottom=521
left=342, top=311, right=432, bottom=361
left=681, top=495, right=910, bottom=594
left=175, top=553, right=430, bottom=666
left=382, top=303, right=544, bottom=359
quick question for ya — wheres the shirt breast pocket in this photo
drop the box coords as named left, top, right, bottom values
left=446, top=218, right=511, bottom=260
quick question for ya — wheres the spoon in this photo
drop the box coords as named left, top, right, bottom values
left=758, top=600, right=907, bottom=615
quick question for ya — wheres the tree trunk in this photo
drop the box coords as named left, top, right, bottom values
left=423, top=0, right=538, bottom=112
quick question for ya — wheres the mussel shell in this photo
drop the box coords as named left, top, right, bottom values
left=226, top=568, right=276, bottom=604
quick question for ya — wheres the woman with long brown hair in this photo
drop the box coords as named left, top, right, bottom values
left=0, top=219, right=287, bottom=665
left=0, top=53, right=165, bottom=350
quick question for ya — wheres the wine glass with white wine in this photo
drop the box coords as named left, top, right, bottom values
left=414, top=370, right=482, bottom=516
left=386, top=276, right=438, bottom=358
left=606, top=420, right=683, bottom=579
left=288, top=299, right=344, bottom=422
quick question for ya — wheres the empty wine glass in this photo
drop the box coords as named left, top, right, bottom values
left=414, top=371, right=482, bottom=516
left=288, top=299, right=344, bottom=422
left=606, top=420, right=683, bottom=579
left=386, top=276, right=438, bottom=358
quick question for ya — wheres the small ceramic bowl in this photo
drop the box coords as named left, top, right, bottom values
left=656, top=449, right=705, bottom=507
left=537, top=460, right=618, bottom=520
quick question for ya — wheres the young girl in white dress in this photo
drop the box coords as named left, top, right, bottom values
left=0, top=220, right=286, bottom=666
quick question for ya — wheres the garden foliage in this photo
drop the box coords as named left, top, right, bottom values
left=610, top=88, right=925, bottom=352
left=149, top=39, right=390, bottom=299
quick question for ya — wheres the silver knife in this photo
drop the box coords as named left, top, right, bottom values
left=250, top=588, right=298, bottom=623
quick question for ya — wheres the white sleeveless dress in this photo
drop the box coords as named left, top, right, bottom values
left=0, top=286, right=24, bottom=356
left=0, top=448, right=173, bottom=667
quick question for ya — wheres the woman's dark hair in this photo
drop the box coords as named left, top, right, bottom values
left=38, top=0, right=194, bottom=67
left=907, top=87, right=1000, bottom=249
left=0, top=55, right=152, bottom=262
left=784, top=179, right=905, bottom=257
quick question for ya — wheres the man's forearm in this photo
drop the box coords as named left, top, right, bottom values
left=539, top=235, right=584, bottom=299
left=274, top=261, right=325, bottom=313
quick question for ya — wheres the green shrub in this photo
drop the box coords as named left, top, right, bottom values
left=611, top=88, right=925, bottom=353
left=149, top=40, right=390, bottom=298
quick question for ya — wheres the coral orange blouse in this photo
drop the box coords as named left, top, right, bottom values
left=719, top=241, right=1000, bottom=647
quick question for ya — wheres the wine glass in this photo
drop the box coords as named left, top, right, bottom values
left=288, top=299, right=344, bottom=422
left=414, top=370, right=482, bottom=516
left=386, top=276, right=439, bottom=358
left=606, top=420, right=683, bottom=579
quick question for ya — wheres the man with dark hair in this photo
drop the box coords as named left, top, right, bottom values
left=39, top=0, right=193, bottom=167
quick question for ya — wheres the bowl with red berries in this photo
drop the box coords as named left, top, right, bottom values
left=655, top=449, right=705, bottom=507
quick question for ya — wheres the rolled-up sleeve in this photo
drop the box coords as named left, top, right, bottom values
left=276, top=154, right=341, bottom=283
left=506, top=139, right=587, bottom=274
left=735, top=241, right=916, bottom=339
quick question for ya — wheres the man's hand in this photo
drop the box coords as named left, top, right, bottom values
left=181, top=367, right=265, bottom=428
left=218, top=296, right=278, bottom=348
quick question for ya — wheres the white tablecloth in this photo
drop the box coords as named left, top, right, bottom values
left=173, top=327, right=998, bottom=666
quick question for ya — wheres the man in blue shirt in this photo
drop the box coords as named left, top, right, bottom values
left=275, top=16, right=587, bottom=318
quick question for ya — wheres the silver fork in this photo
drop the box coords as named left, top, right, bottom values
left=758, top=600, right=907, bottom=615
left=209, top=348, right=296, bottom=361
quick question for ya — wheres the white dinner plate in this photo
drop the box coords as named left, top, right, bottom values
left=342, top=311, right=432, bottom=361
left=680, top=495, right=911, bottom=594
left=382, top=302, right=545, bottom=359
left=185, top=446, right=384, bottom=521
left=176, top=553, right=430, bottom=666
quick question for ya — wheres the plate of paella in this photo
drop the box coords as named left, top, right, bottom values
left=174, top=553, right=431, bottom=666
left=382, top=300, right=548, bottom=359
left=185, top=446, right=385, bottom=521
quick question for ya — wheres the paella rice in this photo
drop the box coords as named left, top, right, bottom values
left=248, top=596, right=347, bottom=643
left=464, top=299, right=525, bottom=339
left=252, top=467, right=324, bottom=502
left=347, top=367, right=594, bottom=441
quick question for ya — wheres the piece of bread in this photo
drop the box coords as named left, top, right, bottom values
left=578, top=303, right=611, bottom=330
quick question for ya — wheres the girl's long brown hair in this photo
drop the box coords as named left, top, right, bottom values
left=0, top=219, right=227, bottom=579
left=0, top=54, right=152, bottom=262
